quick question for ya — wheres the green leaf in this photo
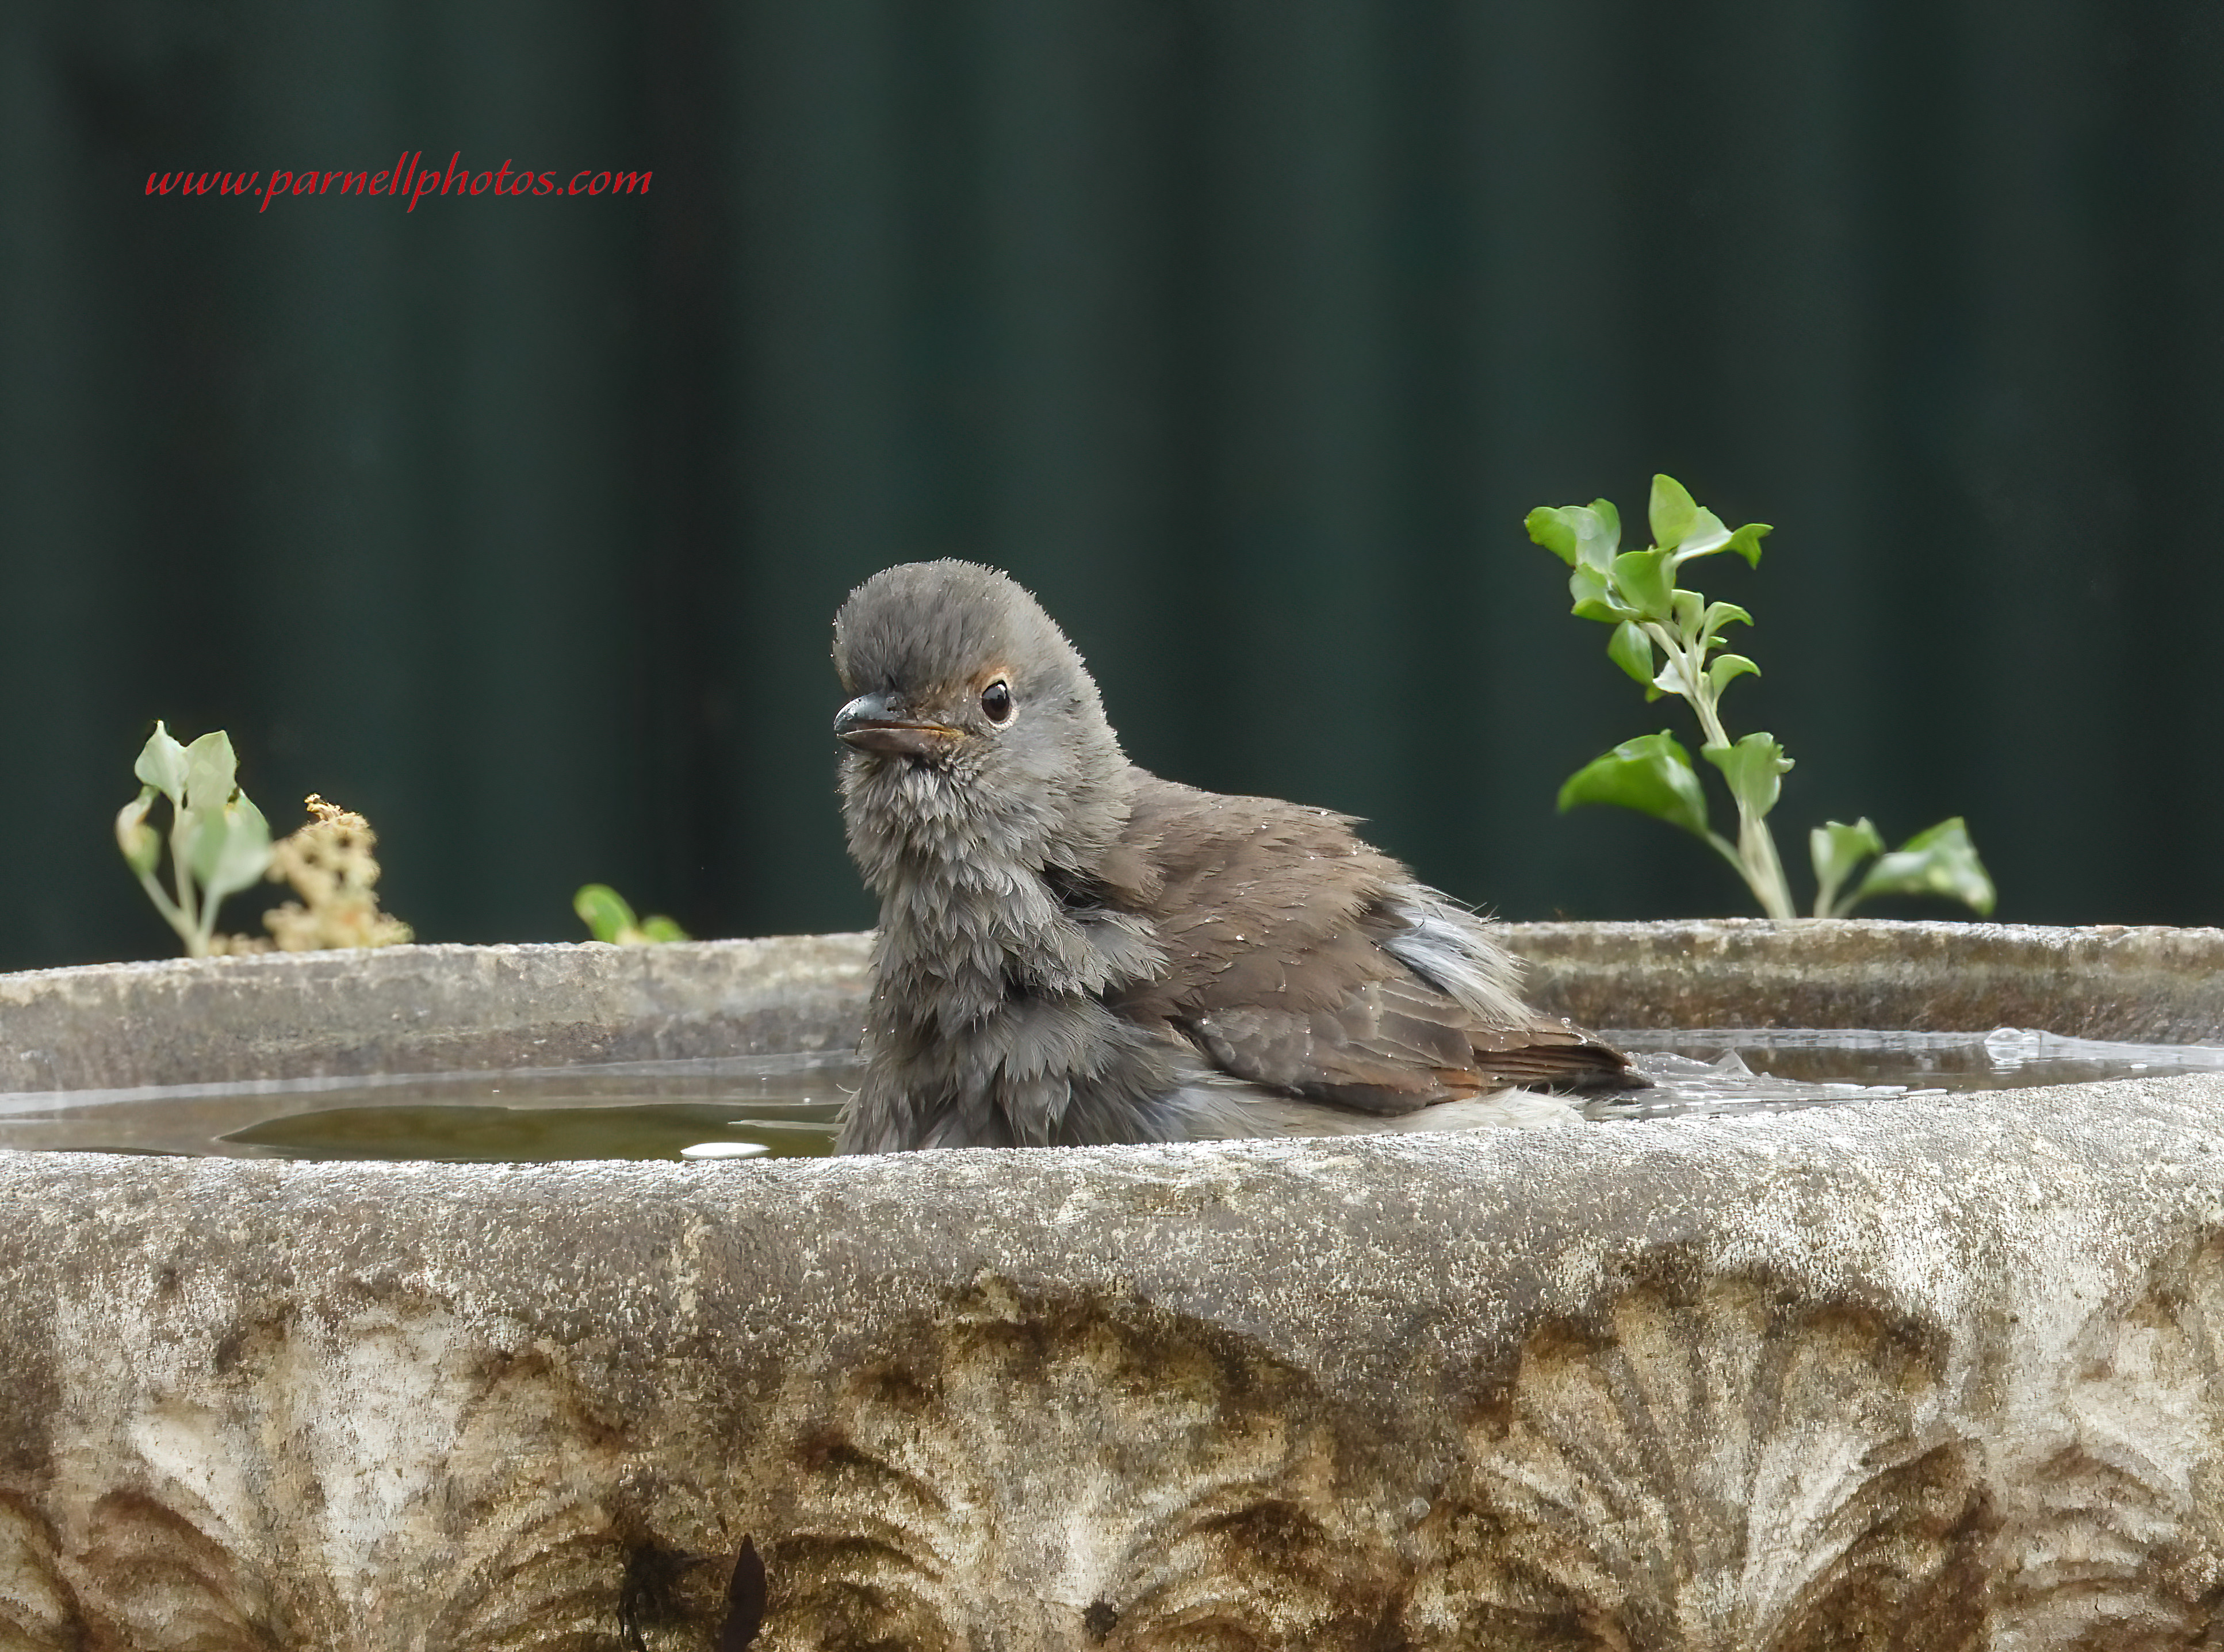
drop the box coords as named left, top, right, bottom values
left=1648, top=474, right=1698, bottom=551
left=1672, top=507, right=1733, bottom=561
left=187, top=789, right=273, bottom=908
left=1671, top=589, right=1703, bottom=638
left=575, top=883, right=638, bottom=944
left=1610, top=549, right=1676, bottom=622
left=1525, top=506, right=1579, bottom=565
left=1706, top=653, right=1759, bottom=695
left=133, top=723, right=189, bottom=806
left=1702, top=733, right=1794, bottom=822
left=209, top=791, right=273, bottom=905
left=1673, top=509, right=1776, bottom=572
left=1527, top=502, right=1622, bottom=574
left=173, top=729, right=269, bottom=918
left=1664, top=504, right=1771, bottom=573
left=181, top=805, right=227, bottom=887
left=115, top=787, right=161, bottom=877
left=1558, top=731, right=1712, bottom=838
left=1606, top=622, right=1655, bottom=686
left=181, top=730, right=240, bottom=814
left=576, top=884, right=690, bottom=944
left=1724, top=521, right=1771, bottom=568
left=1851, top=817, right=1997, bottom=916
left=1809, top=817, right=1885, bottom=917
left=1699, top=600, right=1754, bottom=645
left=1568, top=564, right=1636, bottom=624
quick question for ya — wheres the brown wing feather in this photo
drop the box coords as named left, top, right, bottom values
left=1104, top=775, right=1633, bottom=1114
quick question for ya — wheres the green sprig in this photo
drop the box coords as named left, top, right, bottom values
left=1529, top=476, right=1996, bottom=921
left=575, top=884, right=688, bottom=945
left=116, top=722, right=274, bottom=956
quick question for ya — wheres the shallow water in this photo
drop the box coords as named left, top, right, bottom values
left=1594, top=1025, right=2224, bottom=1120
left=0, top=1055, right=858, bottom=1162
left=0, top=1028, right=2214, bottom=1161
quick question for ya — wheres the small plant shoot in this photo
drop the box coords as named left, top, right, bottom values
left=117, top=730, right=414, bottom=956
left=575, top=884, right=689, bottom=945
left=1527, top=476, right=1995, bottom=920
left=115, top=722, right=274, bottom=957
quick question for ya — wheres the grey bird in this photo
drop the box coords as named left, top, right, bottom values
left=830, top=560, right=1634, bottom=1152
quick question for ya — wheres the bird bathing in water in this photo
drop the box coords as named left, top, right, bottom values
left=830, top=559, right=1636, bottom=1153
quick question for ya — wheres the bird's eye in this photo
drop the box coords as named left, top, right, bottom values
left=980, top=679, right=1016, bottom=726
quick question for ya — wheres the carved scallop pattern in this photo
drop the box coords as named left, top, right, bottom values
left=1995, top=1229, right=2224, bottom=1652
left=0, top=1491, right=79, bottom=1650
left=1404, top=1272, right=1989, bottom=1652
left=755, top=1279, right=1395, bottom=1652
left=50, top=1295, right=634, bottom=1650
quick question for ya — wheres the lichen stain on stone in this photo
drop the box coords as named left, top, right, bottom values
left=753, top=1280, right=1399, bottom=1650
left=1405, top=1269, right=1991, bottom=1652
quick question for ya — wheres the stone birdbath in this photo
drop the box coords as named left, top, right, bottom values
left=0, top=919, right=2217, bottom=1647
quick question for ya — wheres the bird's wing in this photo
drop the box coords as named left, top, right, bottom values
left=1186, top=972, right=1493, bottom=1114
left=1182, top=910, right=1630, bottom=1113
left=1107, top=777, right=1632, bottom=1114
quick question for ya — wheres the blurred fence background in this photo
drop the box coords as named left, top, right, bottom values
left=2, top=0, right=2219, bottom=970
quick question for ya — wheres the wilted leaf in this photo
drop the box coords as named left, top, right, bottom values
left=114, top=788, right=160, bottom=877
left=1648, top=474, right=1698, bottom=551
left=1558, top=731, right=1711, bottom=837
left=1702, top=733, right=1793, bottom=821
left=134, top=722, right=190, bottom=806
left=1852, top=817, right=1996, bottom=915
left=1809, top=817, right=1885, bottom=917
left=1607, top=622, right=1655, bottom=686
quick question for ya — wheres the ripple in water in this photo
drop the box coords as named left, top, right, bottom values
left=1591, top=1025, right=2224, bottom=1121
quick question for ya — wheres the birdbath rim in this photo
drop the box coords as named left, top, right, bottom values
left=1, top=918, right=2218, bottom=1102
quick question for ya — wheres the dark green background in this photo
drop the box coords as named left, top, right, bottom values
left=3, top=0, right=2218, bottom=971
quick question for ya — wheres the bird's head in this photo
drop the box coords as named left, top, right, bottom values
left=831, top=561, right=1133, bottom=876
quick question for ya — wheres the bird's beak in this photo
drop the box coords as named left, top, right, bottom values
left=834, top=692, right=963, bottom=759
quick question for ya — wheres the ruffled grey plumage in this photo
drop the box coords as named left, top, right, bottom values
left=830, top=560, right=1631, bottom=1152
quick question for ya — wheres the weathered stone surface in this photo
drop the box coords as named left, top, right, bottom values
left=12, top=919, right=2221, bottom=1097
left=0, top=924, right=2216, bottom=1647
left=0, top=933, right=872, bottom=1093
left=1508, top=918, right=2224, bottom=1040
left=0, top=1081, right=2220, bottom=1647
